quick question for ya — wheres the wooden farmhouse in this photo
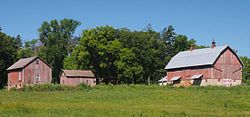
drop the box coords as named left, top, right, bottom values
left=165, top=41, right=243, bottom=86
left=7, top=56, right=52, bottom=89
left=60, top=70, right=96, bottom=86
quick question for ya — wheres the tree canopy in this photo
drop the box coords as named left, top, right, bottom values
left=38, top=19, right=81, bottom=83
left=0, top=31, right=20, bottom=87
left=64, top=25, right=198, bottom=84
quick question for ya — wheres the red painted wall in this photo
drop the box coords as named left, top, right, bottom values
left=167, top=67, right=212, bottom=81
left=213, top=49, right=242, bottom=80
left=8, top=58, right=52, bottom=88
left=23, top=58, right=52, bottom=84
left=8, top=70, right=22, bottom=86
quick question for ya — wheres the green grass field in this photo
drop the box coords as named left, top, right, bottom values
left=0, top=85, right=250, bottom=117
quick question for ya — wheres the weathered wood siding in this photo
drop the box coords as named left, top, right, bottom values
left=7, top=70, right=23, bottom=88
left=60, top=73, right=96, bottom=86
left=23, top=58, right=52, bottom=84
left=167, top=67, right=212, bottom=81
left=213, top=48, right=242, bottom=85
left=7, top=58, right=52, bottom=89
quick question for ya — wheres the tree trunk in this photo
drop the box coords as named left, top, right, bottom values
left=147, top=76, right=151, bottom=85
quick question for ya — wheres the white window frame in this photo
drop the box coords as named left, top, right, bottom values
left=35, top=75, right=40, bottom=81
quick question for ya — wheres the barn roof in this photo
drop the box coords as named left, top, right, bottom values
left=62, top=70, right=95, bottom=78
left=7, top=56, right=52, bottom=71
left=165, top=45, right=243, bottom=70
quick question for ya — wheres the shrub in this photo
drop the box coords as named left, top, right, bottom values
left=245, top=80, right=250, bottom=85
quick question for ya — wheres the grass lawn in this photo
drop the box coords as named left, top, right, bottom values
left=0, top=85, right=250, bottom=117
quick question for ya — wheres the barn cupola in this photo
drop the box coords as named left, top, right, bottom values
left=211, top=40, right=216, bottom=48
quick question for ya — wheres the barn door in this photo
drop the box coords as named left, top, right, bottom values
left=222, top=55, right=233, bottom=86
left=222, top=64, right=231, bottom=86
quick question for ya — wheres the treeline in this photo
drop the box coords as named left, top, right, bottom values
left=0, top=19, right=250, bottom=86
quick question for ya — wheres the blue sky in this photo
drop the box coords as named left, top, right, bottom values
left=1, top=0, right=250, bottom=57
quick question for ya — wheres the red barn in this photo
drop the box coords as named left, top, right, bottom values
left=165, top=42, right=243, bottom=86
left=60, top=70, right=96, bottom=86
left=7, top=56, right=52, bottom=89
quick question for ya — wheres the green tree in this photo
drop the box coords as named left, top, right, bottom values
left=115, top=48, right=143, bottom=84
left=173, top=35, right=196, bottom=53
left=0, top=31, right=19, bottom=87
left=65, top=26, right=122, bottom=84
left=240, top=56, right=250, bottom=83
left=15, top=35, right=22, bottom=48
left=38, top=19, right=80, bottom=83
left=118, top=25, right=164, bottom=84
left=17, top=39, right=38, bottom=59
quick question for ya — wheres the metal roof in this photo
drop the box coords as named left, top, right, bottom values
left=62, top=70, right=95, bottom=78
left=158, top=76, right=168, bottom=82
left=170, top=76, right=181, bottom=81
left=7, top=56, right=38, bottom=70
left=7, top=56, right=52, bottom=71
left=190, top=74, right=203, bottom=79
left=165, top=46, right=229, bottom=70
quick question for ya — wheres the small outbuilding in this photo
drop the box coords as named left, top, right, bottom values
left=165, top=41, right=243, bottom=86
left=7, top=56, right=52, bottom=89
left=60, top=70, right=96, bottom=86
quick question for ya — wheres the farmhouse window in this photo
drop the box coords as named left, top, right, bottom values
left=35, top=75, right=40, bottom=81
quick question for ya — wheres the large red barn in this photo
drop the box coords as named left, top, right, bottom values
left=7, top=56, right=52, bottom=89
left=165, top=42, right=243, bottom=86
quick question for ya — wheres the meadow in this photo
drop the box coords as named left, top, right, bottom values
left=0, top=84, right=250, bottom=117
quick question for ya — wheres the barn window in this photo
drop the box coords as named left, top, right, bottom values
left=35, top=75, right=40, bottom=81
left=218, top=79, right=220, bottom=82
left=86, top=80, right=89, bottom=84
left=205, top=79, right=208, bottom=82
left=234, top=79, right=236, bottom=82
left=36, top=59, right=39, bottom=64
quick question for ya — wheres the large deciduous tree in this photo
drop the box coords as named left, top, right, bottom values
left=0, top=31, right=19, bottom=87
left=38, top=19, right=80, bottom=83
left=64, top=26, right=122, bottom=84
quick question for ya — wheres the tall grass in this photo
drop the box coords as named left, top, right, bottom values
left=0, top=85, right=250, bottom=117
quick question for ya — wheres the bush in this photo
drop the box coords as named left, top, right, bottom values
left=77, top=83, right=91, bottom=90
left=245, top=80, right=250, bottom=85
left=17, top=84, right=93, bottom=91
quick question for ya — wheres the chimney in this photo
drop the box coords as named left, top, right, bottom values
left=211, top=40, right=216, bottom=48
left=189, top=44, right=195, bottom=51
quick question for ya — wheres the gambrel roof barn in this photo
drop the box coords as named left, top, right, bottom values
left=165, top=41, right=243, bottom=86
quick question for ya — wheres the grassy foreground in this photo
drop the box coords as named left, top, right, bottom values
left=0, top=85, right=250, bottom=117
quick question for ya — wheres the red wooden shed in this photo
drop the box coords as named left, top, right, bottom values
left=60, top=70, right=96, bottom=86
left=165, top=42, right=243, bottom=86
left=7, top=56, right=52, bottom=89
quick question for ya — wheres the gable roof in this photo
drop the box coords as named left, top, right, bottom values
left=7, top=56, right=52, bottom=71
left=62, top=70, right=95, bottom=78
left=165, top=45, right=243, bottom=70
